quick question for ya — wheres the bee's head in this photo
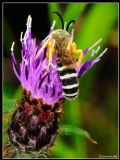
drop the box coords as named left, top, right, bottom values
left=51, top=12, right=75, bottom=47
left=52, top=29, right=70, bottom=41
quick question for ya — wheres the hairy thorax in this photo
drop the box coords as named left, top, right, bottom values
left=52, top=29, right=75, bottom=65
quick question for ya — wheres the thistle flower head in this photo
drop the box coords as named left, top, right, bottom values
left=11, top=15, right=107, bottom=105
left=9, top=14, right=107, bottom=156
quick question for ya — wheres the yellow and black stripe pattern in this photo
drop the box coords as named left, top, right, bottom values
left=57, top=62, right=79, bottom=100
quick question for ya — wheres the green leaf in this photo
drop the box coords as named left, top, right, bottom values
left=3, top=131, right=9, bottom=144
left=51, top=137, right=77, bottom=158
left=73, top=3, right=118, bottom=102
left=75, top=3, right=118, bottom=61
left=63, top=3, right=87, bottom=22
left=3, top=99, right=16, bottom=114
left=13, top=85, right=22, bottom=99
left=3, top=99, right=16, bottom=144
left=60, top=124, right=97, bottom=144
left=48, top=3, right=87, bottom=31
left=4, top=81, right=17, bottom=99
left=48, top=3, right=61, bottom=29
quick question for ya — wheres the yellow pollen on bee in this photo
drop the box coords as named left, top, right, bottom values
left=71, top=42, right=76, bottom=53
left=70, top=42, right=83, bottom=68
left=76, top=52, right=83, bottom=68
left=46, top=41, right=54, bottom=58
left=41, top=41, right=55, bottom=79
left=35, top=40, right=56, bottom=60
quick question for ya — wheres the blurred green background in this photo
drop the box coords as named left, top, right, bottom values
left=3, top=3, right=118, bottom=158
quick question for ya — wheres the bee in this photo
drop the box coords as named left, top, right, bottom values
left=36, top=12, right=83, bottom=100
left=51, top=12, right=82, bottom=100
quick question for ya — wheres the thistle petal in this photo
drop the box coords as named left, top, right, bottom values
left=77, top=47, right=108, bottom=77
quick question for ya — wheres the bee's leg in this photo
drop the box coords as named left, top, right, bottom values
left=42, top=42, right=54, bottom=79
left=71, top=42, right=83, bottom=68
left=35, top=41, right=49, bottom=59
left=45, top=42, right=53, bottom=72
left=76, top=51, right=83, bottom=68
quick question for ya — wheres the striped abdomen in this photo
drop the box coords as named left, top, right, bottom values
left=57, top=63, right=79, bottom=100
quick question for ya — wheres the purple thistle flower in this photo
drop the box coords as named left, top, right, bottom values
left=11, top=16, right=63, bottom=105
left=8, top=15, right=108, bottom=156
left=11, top=15, right=107, bottom=105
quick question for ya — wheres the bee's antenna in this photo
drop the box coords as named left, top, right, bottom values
left=53, top=11, right=64, bottom=29
left=66, top=20, right=75, bottom=31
